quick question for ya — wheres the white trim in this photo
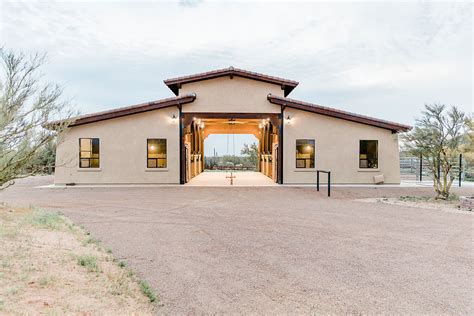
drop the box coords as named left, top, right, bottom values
left=293, top=168, right=316, bottom=172
left=77, top=168, right=102, bottom=172
left=358, top=168, right=380, bottom=172
left=145, top=168, right=169, bottom=172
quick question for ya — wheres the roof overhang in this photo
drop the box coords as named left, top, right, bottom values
left=267, top=94, right=411, bottom=133
left=46, top=94, right=196, bottom=128
left=164, top=67, right=299, bottom=97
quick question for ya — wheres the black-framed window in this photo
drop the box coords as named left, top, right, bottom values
left=296, top=139, right=315, bottom=168
left=359, top=140, right=378, bottom=168
left=79, top=138, right=100, bottom=168
left=147, top=139, right=167, bottom=168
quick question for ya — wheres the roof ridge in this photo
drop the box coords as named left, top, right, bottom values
left=164, top=67, right=299, bottom=97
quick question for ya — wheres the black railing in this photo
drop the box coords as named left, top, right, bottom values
left=316, top=170, right=331, bottom=197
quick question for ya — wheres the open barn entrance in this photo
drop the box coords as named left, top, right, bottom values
left=180, top=113, right=282, bottom=185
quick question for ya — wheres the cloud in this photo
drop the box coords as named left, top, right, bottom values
left=1, top=1, right=471, bottom=124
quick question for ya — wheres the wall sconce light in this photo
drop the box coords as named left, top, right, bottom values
left=171, top=114, right=178, bottom=123
left=285, top=115, right=291, bottom=124
left=200, top=122, right=205, bottom=129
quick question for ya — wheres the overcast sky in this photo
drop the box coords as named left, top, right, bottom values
left=1, top=0, right=472, bottom=156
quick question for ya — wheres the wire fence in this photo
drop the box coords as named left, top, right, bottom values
left=400, top=154, right=473, bottom=185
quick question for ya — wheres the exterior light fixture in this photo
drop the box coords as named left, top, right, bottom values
left=258, top=123, right=263, bottom=129
left=285, top=115, right=291, bottom=124
left=200, top=123, right=205, bottom=129
left=171, top=114, right=177, bottom=122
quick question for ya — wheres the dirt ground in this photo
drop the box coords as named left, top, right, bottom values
left=0, top=176, right=473, bottom=314
left=0, top=204, right=155, bottom=314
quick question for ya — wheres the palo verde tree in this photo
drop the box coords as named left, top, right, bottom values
left=241, top=142, right=259, bottom=168
left=0, top=48, right=74, bottom=188
left=403, top=104, right=467, bottom=199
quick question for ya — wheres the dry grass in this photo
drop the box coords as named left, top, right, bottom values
left=0, top=205, right=156, bottom=314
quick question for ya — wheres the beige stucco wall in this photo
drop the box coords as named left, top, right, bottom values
left=180, top=76, right=283, bottom=113
left=55, top=107, right=180, bottom=184
left=283, top=108, right=401, bottom=184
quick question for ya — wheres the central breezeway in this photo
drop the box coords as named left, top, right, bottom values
left=185, top=171, right=277, bottom=186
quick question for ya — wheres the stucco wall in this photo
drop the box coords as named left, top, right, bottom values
left=283, top=108, right=401, bottom=184
left=55, top=107, right=180, bottom=184
left=180, top=76, right=283, bottom=113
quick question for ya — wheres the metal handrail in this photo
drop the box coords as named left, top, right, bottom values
left=316, top=170, right=331, bottom=197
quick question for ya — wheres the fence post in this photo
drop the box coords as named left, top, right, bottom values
left=317, top=171, right=320, bottom=191
left=459, top=153, right=462, bottom=187
left=419, top=154, right=423, bottom=182
left=328, top=171, right=331, bottom=197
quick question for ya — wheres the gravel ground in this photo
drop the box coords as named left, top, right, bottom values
left=1, top=176, right=473, bottom=314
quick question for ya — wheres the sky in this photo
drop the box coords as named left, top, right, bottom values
left=1, top=0, right=472, bottom=156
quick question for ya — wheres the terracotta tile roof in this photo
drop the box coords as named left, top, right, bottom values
left=164, top=66, right=299, bottom=97
left=267, top=94, right=411, bottom=132
left=47, top=94, right=196, bottom=128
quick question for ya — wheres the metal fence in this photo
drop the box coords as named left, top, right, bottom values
left=400, top=154, right=473, bottom=185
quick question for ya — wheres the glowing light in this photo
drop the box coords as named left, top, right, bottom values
left=150, top=145, right=155, bottom=150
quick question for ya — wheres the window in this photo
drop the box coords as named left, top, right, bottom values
left=147, top=139, right=167, bottom=168
left=359, top=140, right=378, bottom=168
left=79, top=138, right=100, bottom=168
left=296, top=139, right=315, bottom=168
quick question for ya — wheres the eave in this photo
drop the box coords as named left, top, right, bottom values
left=267, top=94, right=411, bottom=133
left=46, top=94, right=196, bottom=128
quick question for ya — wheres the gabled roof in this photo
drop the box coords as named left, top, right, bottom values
left=267, top=94, right=411, bottom=132
left=164, top=66, right=299, bottom=97
left=48, top=94, right=196, bottom=128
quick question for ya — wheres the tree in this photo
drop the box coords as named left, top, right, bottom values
left=241, top=142, right=258, bottom=168
left=0, top=48, right=74, bottom=188
left=403, top=104, right=467, bottom=199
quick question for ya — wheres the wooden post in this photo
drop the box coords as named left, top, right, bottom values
left=179, top=108, right=185, bottom=184
left=459, top=153, right=462, bottom=187
left=278, top=110, right=284, bottom=184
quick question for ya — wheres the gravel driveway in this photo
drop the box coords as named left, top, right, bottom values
left=1, top=176, right=472, bottom=314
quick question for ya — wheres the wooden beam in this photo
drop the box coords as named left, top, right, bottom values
left=278, top=111, right=283, bottom=184
left=179, top=107, right=185, bottom=184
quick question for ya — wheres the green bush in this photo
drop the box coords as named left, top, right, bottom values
left=76, top=255, right=100, bottom=273
left=139, top=280, right=157, bottom=302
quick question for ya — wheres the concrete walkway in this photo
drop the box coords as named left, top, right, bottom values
left=186, top=171, right=277, bottom=186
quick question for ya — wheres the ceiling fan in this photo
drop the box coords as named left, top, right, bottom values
left=226, top=118, right=246, bottom=125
